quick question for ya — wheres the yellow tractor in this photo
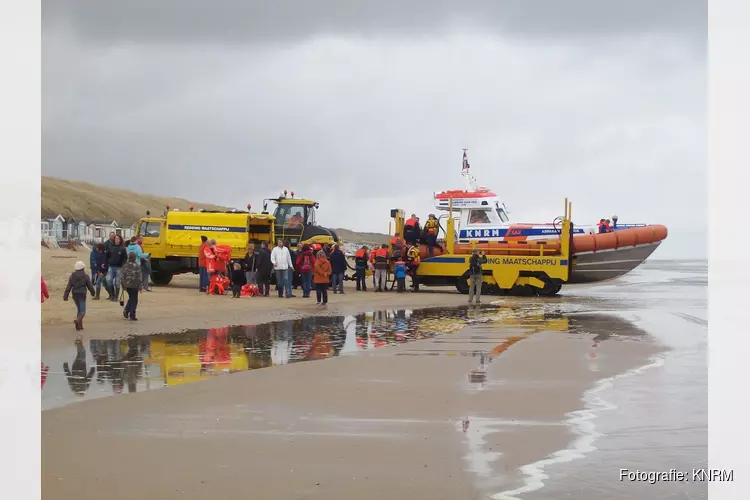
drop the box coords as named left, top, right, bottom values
left=262, top=190, right=342, bottom=250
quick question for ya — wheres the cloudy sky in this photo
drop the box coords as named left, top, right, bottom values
left=42, top=0, right=706, bottom=258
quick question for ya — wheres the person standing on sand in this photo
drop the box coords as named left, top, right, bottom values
left=120, top=252, right=143, bottom=320
left=105, top=234, right=127, bottom=302
left=295, top=244, right=316, bottom=298
left=354, top=246, right=369, bottom=291
left=256, top=241, right=273, bottom=297
left=198, top=235, right=208, bottom=292
left=271, top=239, right=293, bottom=298
left=91, top=243, right=110, bottom=300
left=313, top=250, right=332, bottom=305
left=468, top=249, right=487, bottom=304
left=63, top=261, right=95, bottom=331
left=242, top=243, right=259, bottom=285
left=329, top=244, right=347, bottom=294
left=284, top=238, right=298, bottom=295
left=135, top=236, right=151, bottom=292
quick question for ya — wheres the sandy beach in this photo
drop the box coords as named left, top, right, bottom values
left=41, top=247, right=706, bottom=499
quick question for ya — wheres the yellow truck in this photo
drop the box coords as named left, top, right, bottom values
left=136, top=209, right=275, bottom=285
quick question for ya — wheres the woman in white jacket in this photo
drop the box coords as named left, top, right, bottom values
left=270, top=239, right=294, bottom=298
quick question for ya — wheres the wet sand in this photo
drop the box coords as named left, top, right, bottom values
left=42, top=304, right=663, bottom=500
left=41, top=246, right=468, bottom=332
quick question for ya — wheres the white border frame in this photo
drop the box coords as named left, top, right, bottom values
left=709, top=0, right=749, bottom=498
left=0, top=0, right=42, bottom=499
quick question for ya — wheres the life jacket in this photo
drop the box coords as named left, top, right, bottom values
left=425, top=219, right=438, bottom=235
left=597, top=223, right=606, bottom=234
left=604, top=222, right=612, bottom=232
left=355, top=248, right=366, bottom=258
left=355, top=249, right=368, bottom=267
left=406, top=246, right=420, bottom=265
left=374, top=248, right=389, bottom=270
left=404, top=217, right=418, bottom=228
left=288, top=215, right=303, bottom=227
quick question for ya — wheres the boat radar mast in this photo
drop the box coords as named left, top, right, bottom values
left=461, top=149, right=479, bottom=192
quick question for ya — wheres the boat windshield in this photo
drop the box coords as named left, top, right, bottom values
left=496, top=208, right=509, bottom=223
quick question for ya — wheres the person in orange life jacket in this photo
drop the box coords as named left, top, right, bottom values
left=604, top=219, right=612, bottom=232
left=296, top=244, right=316, bottom=298
left=394, top=258, right=407, bottom=293
left=354, top=246, right=369, bottom=291
left=597, top=219, right=607, bottom=233
left=405, top=244, right=421, bottom=292
left=230, top=262, right=246, bottom=298
left=403, top=214, right=421, bottom=246
left=204, top=239, right=217, bottom=276
left=198, top=235, right=209, bottom=292
left=288, top=211, right=304, bottom=227
left=423, top=214, right=439, bottom=257
left=373, top=244, right=390, bottom=292
left=329, top=244, right=347, bottom=294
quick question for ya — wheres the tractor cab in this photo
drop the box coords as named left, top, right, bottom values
left=263, top=191, right=339, bottom=250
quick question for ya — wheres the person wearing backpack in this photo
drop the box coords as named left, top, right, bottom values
left=295, top=244, right=316, bottom=298
left=468, top=249, right=487, bottom=304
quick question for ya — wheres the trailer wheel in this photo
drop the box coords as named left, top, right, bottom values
left=455, top=273, right=470, bottom=294
left=151, top=272, right=173, bottom=286
left=538, top=282, right=562, bottom=297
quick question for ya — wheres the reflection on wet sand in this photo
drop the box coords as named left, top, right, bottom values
left=43, top=304, right=649, bottom=408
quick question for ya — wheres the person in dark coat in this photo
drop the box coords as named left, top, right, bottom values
left=284, top=238, right=299, bottom=294
left=63, top=261, right=96, bottom=331
left=255, top=241, right=273, bottom=297
left=105, top=234, right=127, bottom=302
left=329, top=244, right=348, bottom=294
left=242, top=243, right=259, bottom=285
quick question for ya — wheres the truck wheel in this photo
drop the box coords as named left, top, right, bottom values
left=151, top=272, right=173, bottom=286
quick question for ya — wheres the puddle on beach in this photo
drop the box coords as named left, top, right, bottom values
left=42, top=304, right=649, bottom=410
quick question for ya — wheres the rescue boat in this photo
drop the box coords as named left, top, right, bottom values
left=416, top=150, right=668, bottom=284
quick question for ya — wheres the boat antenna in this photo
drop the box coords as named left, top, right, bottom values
left=461, top=148, right=479, bottom=192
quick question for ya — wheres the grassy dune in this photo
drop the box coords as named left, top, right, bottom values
left=41, top=176, right=389, bottom=242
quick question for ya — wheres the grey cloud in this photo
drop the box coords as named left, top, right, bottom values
left=44, top=0, right=706, bottom=44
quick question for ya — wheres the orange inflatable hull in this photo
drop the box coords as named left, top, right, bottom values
left=417, top=225, right=668, bottom=259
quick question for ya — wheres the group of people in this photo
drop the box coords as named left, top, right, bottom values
left=60, top=232, right=151, bottom=330
left=402, top=213, right=440, bottom=257
left=597, top=216, right=618, bottom=233
left=199, top=237, right=349, bottom=305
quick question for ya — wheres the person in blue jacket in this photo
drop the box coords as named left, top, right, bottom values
left=394, top=258, right=407, bottom=293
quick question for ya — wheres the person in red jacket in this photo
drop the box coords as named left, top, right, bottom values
left=198, top=235, right=209, bottom=292
left=41, top=276, right=49, bottom=303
